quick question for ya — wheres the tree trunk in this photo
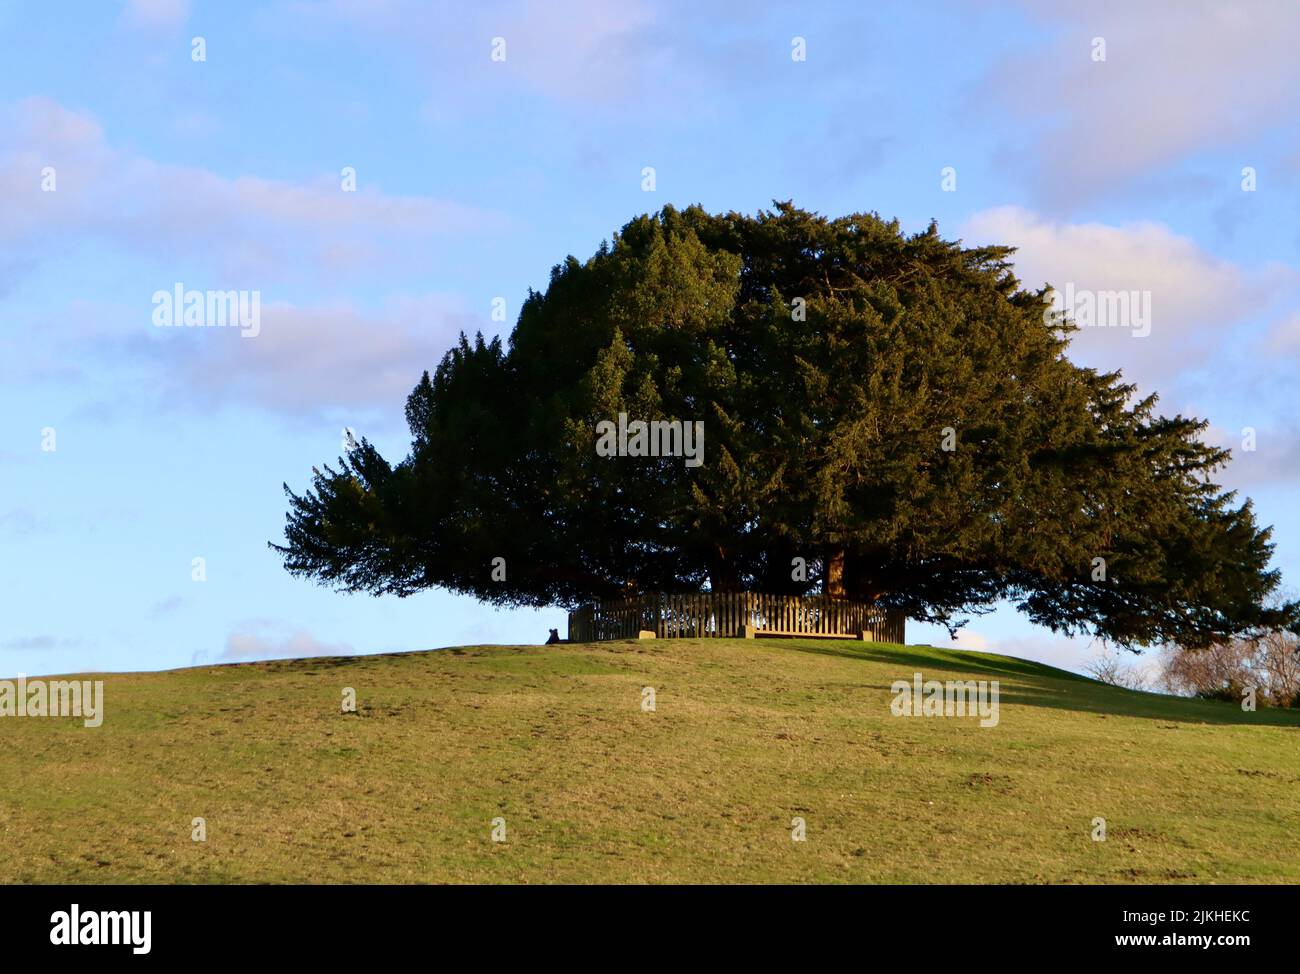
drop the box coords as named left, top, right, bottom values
left=709, top=544, right=741, bottom=593
left=824, top=547, right=846, bottom=598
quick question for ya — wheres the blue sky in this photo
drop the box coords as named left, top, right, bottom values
left=3, top=0, right=1299, bottom=678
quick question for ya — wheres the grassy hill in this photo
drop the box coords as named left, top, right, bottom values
left=3, top=638, right=1298, bottom=884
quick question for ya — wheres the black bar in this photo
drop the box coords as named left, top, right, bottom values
left=0, top=885, right=1281, bottom=960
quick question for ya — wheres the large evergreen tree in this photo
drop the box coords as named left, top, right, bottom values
left=272, top=204, right=1297, bottom=649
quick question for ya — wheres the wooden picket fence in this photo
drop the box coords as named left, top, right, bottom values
left=567, top=592, right=904, bottom=644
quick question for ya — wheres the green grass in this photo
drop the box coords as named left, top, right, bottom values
left=2, top=638, right=1298, bottom=884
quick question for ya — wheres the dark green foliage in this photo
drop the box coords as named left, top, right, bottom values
left=272, top=203, right=1297, bottom=649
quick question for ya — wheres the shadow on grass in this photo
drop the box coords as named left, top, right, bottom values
left=777, top=639, right=1300, bottom=729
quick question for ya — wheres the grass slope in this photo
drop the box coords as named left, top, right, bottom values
left=2, top=638, right=1298, bottom=884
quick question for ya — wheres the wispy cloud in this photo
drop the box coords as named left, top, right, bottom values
left=220, top=623, right=353, bottom=662
left=961, top=205, right=1293, bottom=390
left=0, top=97, right=507, bottom=288
left=0, top=635, right=86, bottom=651
left=122, top=0, right=191, bottom=31
left=151, top=595, right=185, bottom=616
left=970, top=0, right=1300, bottom=207
left=60, top=293, right=479, bottom=422
left=0, top=508, right=51, bottom=539
left=290, top=0, right=665, bottom=105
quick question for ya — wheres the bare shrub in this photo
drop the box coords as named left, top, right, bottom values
left=1160, top=632, right=1300, bottom=706
left=1083, top=649, right=1151, bottom=691
left=1256, top=630, right=1300, bottom=707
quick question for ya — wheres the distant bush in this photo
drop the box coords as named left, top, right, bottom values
left=1083, top=650, right=1151, bottom=691
left=1160, top=631, right=1300, bottom=707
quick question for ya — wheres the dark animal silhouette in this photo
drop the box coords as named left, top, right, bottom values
left=545, top=628, right=560, bottom=645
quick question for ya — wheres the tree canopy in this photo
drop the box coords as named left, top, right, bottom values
left=272, top=203, right=1298, bottom=649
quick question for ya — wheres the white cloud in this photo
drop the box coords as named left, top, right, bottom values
left=1204, top=421, right=1300, bottom=491
left=220, top=624, right=352, bottom=662
left=1266, top=312, right=1300, bottom=356
left=0, top=508, right=51, bottom=539
left=961, top=205, right=1291, bottom=389
left=962, top=207, right=1300, bottom=498
left=992, top=634, right=1109, bottom=676
left=948, top=629, right=991, bottom=652
left=1, top=636, right=57, bottom=651
left=0, top=97, right=505, bottom=287
left=1, top=98, right=503, bottom=422
left=496, top=0, right=660, bottom=102
left=923, top=623, right=1106, bottom=677
left=151, top=595, right=185, bottom=616
left=11, top=290, right=474, bottom=421
left=137, top=294, right=477, bottom=420
left=290, top=0, right=680, bottom=110
left=973, top=0, right=1300, bottom=205
left=0, top=635, right=86, bottom=651
left=123, top=0, right=190, bottom=31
